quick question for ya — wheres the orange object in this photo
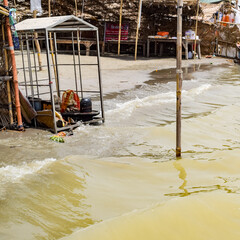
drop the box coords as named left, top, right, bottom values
left=3, top=0, right=24, bottom=131
left=61, top=90, right=80, bottom=113
left=225, top=15, right=230, bottom=22
left=222, top=15, right=230, bottom=26
left=157, top=31, right=169, bottom=37
left=57, top=132, right=66, bottom=137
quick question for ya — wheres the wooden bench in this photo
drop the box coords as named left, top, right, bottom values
left=56, top=39, right=104, bottom=56
left=104, top=40, right=146, bottom=56
left=147, top=36, right=201, bottom=59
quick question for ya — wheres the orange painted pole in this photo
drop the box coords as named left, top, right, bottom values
left=3, top=0, right=24, bottom=130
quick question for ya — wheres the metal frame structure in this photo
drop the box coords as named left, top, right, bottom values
left=15, top=15, right=105, bottom=133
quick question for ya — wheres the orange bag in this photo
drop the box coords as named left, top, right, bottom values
left=61, top=90, right=80, bottom=113
left=157, top=31, right=169, bottom=37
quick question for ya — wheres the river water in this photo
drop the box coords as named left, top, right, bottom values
left=1, top=63, right=240, bottom=239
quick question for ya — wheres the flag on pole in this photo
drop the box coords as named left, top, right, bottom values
left=30, top=0, right=42, bottom=14
left=138, top=0, right=143, bottom=29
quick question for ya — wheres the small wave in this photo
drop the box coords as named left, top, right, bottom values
left=106, top=83, right=212, bottom=119
left=0, top=158, right=56, bottom=183
left=187, top=83, right=212, bottom=96
left=106, top=92, right=175, bottom=118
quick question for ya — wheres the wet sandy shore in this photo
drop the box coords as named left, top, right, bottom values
left=0, top=54, right=232, bottom=141
left=96, top=55, right=233, bottom=94
left=15, top=52, right=233, bottom=96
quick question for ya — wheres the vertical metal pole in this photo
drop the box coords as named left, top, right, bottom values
left=26, top=33, right=37, bottom=127
left=176, top=0, right=183, bottom=157
left=72, top=32, right=78, bottom=94
left=31, top=33, right=40, bottom=98
left=26, top=34, right=35, bottom=101
left=45, top=30, right=57, bottom=133
left=77, top=29, right=83, bottom=98
left=33, top=10, right=43, bottom=71
left=118, top=0, right=123, bottom=56
left=96, top=29, right=105, bottom=123
left=53, top=32, right=61, bottom=98
left=20, top=34, right=28, bottom=97
left=135, top=0, right=143, bottom=61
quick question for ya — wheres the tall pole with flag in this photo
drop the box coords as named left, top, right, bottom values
left=176, top=0, right=183, bottom=157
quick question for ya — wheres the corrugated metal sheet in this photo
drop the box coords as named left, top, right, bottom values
left=15, top=15, right=97, bottom=32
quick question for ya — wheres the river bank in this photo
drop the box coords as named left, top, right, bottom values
left=1, top=55, right=240, bottom=240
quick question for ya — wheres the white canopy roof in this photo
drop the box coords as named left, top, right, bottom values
left=15, top=15, right=97, bottom=32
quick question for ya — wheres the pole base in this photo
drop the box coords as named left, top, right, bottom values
left=176, top=147, right=181, bottom=158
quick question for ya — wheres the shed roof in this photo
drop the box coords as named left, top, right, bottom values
left=15, top=15, right=97, bottom=32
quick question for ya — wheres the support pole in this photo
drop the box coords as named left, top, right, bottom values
left=96, top=29, right=105, bottom=123
left=118, top=0, right=123, bottom=56
left=3, top=0, right=24, bottom=130
left=81, top=0, right=85, bottom=18
left=33, top=10, right=42, bottom=71
left=194, top=0, right=200, bottom=59
left=48, top=0, right=60, bottom=98
left=134, top=0, right=142, bottom=61
left=2, top=23, right=13, bottom=125
left=45, top=30, right=57, bottom=134
left=176, top=0, right=183, bottom=157
left=75, top=0, right=78, bottom=16
left=77, top=29, right=83, bottom=98
left=48, top=0, right=51, bottom=17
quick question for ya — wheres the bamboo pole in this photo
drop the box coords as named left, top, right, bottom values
left=176, top=0, right=183, bottom=157
left=48, top=0, right=60, bottom=98
left=75, top=0, right=78, bottom=16
left=134, top=0, right=142, bottom=61
left=48, top=0, right=51, bottom=17
left=118, top=0, right=123, bottom=56
left=81, top=0, right=85, bottom=18
left=2, top=22, right=13, bottom=125
left=0, top=9, right=8, bottom=16
left=0, top=6, right=9, bottom=13
left=33, top=10, right=42, bottom=71
left=194, top=0, right=200, bottom=59
left=3, top=0, right=24, bottom=130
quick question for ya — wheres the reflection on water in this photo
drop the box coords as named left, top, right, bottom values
left=173, top=160, right=189, bottom=197
left=1, top=63, right=240, bottom=239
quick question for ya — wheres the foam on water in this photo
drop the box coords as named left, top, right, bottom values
left=106, top=83, right=212, bottom=120
left=0, top=158, right=56, bottom=183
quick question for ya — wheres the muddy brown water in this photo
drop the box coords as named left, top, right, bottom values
left=1, top=63, right=240, bottom=240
